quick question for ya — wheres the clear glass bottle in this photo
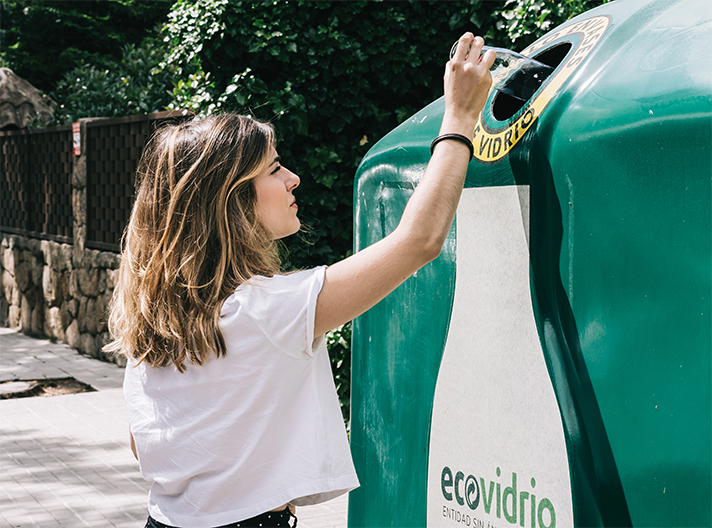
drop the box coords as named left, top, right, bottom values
left=450, top=42, right=554, bottom=102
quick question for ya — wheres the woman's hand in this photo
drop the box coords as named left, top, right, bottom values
left=441, top=33, right=496, bottom=139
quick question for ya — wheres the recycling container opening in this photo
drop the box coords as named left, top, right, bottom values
left=492, top=42, right=573, bottom=121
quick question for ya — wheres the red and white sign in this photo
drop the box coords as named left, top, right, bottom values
left=72, top=122, right=81, bottom=156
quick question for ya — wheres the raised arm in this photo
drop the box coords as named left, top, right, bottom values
left=314, top=33, right=495, bottom=337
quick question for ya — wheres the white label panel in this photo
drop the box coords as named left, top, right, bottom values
left=427, top=186, right=573, bottom=528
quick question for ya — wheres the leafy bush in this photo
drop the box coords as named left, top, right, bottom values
left=497, top=0, right=610, bottom=48
left=52, top=41, right=177, bottom=124
left=325, top=322, right=353, bottom=428
left=0, top=0, right=173, bottom=94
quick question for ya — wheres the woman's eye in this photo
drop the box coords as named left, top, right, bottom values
left=271, top=165, right=281, bottom=175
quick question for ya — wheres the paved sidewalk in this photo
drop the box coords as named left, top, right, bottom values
left=0, top=328, right=348, bottom=528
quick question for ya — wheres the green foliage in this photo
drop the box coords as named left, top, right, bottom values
left=0, top=0, right=173, bottom=94
left=325, top=322, right=352, bottom=428
left=498, top=0, right=610, bottom=48
left=52, top=41, right=177, bottom=124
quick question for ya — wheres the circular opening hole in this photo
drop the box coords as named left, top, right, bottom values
left=491, top=42, right=573, bottom=122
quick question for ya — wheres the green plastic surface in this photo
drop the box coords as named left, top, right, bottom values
left=349, top=0, right=711, bottom=526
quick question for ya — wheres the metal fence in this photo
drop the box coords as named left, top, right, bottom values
left=0, top=125, right=73, bottom=243
left=83, top=112, right=189, bottom=251
left=0, top=111, right=189, bottom=252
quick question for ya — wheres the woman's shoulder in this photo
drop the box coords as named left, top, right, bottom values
left=220, top=266, right=327, bottom=357
left=244, top=266, right=326, bottom=290
left=222, top=266, right=326, bottom=313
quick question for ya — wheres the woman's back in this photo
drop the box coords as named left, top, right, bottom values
left=126, top=269, right=356, bottom=526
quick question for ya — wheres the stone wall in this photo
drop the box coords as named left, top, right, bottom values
left=0, top=232, right=124, bottom=366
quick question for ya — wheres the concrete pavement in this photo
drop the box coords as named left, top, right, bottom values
left=0, top=328, right=348, bottom=528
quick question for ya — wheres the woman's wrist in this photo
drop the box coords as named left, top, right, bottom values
left=430, top=133, right=474, bottom=159
left=439, top=111, right=478, bottom=139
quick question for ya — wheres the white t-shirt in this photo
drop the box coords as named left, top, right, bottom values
left=123, top=267, right=359, bottom=527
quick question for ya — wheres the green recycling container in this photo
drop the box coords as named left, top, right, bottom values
left=348, top=0, right=711, bottom=527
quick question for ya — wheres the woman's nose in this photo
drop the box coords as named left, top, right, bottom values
left=285, top=169, right=300, bottom=191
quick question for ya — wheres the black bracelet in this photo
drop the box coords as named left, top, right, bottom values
left=430, top=133, right=474, bottom=160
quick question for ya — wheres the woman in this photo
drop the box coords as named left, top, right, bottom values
left=106, top=33, right=495, bottom=528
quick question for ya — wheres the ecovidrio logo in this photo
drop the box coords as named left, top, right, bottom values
left=440, top=466, right=556, bottom=528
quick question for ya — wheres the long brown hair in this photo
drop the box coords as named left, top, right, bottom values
left=105, top=114, right=280, bottom=372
